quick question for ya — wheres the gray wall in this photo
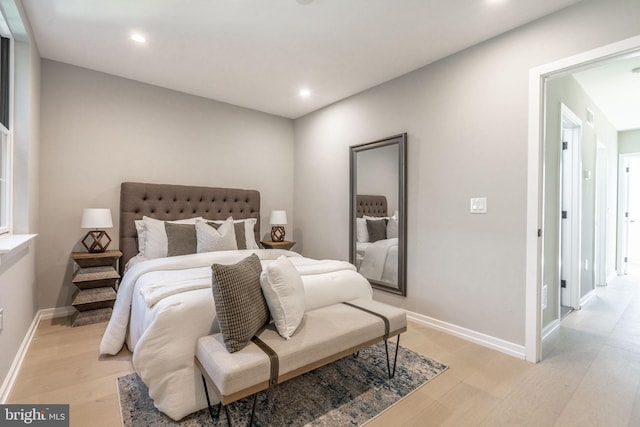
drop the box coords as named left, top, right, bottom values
left=542, top=75, right=619, bottom=329
left=38, top=60, right=294, bottom=309
left=356, top=143, right=399, bottom=215
left=0, top=1, right=40, bottom=397
left=293, top=0, right=640, bottom=347
left=620, top=130, right=640, bottom=154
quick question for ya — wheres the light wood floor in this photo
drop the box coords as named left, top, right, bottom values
left=8, top=271, right=640, bottom=426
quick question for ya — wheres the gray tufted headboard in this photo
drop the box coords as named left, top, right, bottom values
left=356, top=194, right=388, bottom=218
left=119, top=182, right=261, bottom=274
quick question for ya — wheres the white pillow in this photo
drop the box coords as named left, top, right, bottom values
left=260, top=256, right=305, bottom=339
left=210, top=218, right=260, bottom=249
left=196, top=218, right=238, bottom=253
left=135, top=219, right=146, bottom=254
left=386, top=217, right=398, bottom=239
left=356, top=218, right=369, bottom=243
left=140, top=216, right=203, bottom=259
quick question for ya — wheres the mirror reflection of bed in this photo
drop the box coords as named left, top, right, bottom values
left=355, top=195, right=399, bottom=288
left=350, top=133, right=406, bottom=296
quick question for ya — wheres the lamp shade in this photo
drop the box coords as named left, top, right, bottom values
left=81, top=208, right=113, bottom=229
left=269, top=210, right=287, bottom=225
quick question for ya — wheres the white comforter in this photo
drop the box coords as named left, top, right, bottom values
left=100, top=249, right=372, bottom=420
left=358, top=237, right=399, bottom=286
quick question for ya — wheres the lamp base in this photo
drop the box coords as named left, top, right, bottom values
left=271, top=226, right=285, bottom=242
left=82, top=230, right=112, bottom=253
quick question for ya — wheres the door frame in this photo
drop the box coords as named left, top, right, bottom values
left=525, top=35, right=640, bottom=363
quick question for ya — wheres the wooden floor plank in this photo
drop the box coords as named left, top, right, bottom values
left=7, top=270, right=640, bottom=426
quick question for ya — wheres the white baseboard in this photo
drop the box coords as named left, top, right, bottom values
left=580, top=289, right=596, bottom=307
left=38, top=306, right=76, bottom=320
left=406, top=310, right=526, bottom=360
left=542, top=319, right=561, bottom=342
left=0, top=306, right=75, bottom=403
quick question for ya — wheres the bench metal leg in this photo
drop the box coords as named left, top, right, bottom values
left=384, top=335, right=401, bottom=379
left=201, top=372, right=259, bottom=427
left=248, top=392, right=258, bottom=426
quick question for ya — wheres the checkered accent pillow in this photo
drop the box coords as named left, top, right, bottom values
left=211, top=254, right=269, bottom=353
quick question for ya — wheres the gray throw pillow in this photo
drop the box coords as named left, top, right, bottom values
left=211, top=254, right=269, bottom=353
left=164, top=222, right=197, bottom=256
left=366, top=219, right=387, bottom=243
left=209, top=221, right=247, bottom=249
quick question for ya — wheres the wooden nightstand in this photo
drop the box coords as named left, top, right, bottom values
left=261, top=240, right=296, bottom=251
left=71, top=250, right=122, bottom=327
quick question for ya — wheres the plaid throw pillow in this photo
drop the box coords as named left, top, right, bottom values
left=211, top=254, right=269, bottom=353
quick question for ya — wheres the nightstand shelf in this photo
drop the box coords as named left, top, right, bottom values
left=71, top=250, right=122, bottom=327
left=260, top=240, right=296, bottom=251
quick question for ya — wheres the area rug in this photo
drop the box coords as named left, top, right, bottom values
left=118, top=342, right=448, bottom=426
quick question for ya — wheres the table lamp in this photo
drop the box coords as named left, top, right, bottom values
left=81, top=208, right=113, bottom=252
left=269, top=210, right=287, bottom=242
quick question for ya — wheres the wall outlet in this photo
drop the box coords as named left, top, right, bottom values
left=542, top=285, right=548, bottom=310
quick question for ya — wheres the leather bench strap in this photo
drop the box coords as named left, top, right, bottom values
left=252, top=336, right=279, bottom=386
left=342, top=302, right=390, bottom=339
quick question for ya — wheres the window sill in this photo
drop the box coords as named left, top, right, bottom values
left=0, top=233, right=37, bottom=254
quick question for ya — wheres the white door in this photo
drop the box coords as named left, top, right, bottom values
left=628, top=157, right=640, bottom=272
left=560, top=104, right=581, bottom=311
left=594, top=142, right=607, bottom=286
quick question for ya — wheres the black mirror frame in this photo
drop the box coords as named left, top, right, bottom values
left=349, top=133, right=407, bottom=296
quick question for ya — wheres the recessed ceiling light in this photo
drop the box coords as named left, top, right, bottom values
left=130, top=33, right=146, bottom=43
left=299, top=88, right=311, bottom=98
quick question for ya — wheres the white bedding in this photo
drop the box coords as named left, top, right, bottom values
left=358, top=237, right=399, bottom=286
left=100, top=249, right=372, bottom=420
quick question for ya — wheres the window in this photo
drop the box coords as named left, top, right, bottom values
left=0, top=35, right=10, bottom=234
left=0, top=129, right=8, bottom=233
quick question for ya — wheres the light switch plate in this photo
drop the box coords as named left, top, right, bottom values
left=470, top=197, right=487, bottom=214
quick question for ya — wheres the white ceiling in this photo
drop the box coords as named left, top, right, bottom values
left=21, top=0, right=583, bottom=119
left=573, top=53, right=640, bottom=131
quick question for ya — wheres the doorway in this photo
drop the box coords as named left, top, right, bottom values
left=526, top=35, right=640, bottom=363
left=619, top=155, right=640, bottom=274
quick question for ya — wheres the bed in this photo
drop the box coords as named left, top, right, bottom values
left=100, top=182, right=372, bottom=420
left=355, top=195, right=399, bottom=287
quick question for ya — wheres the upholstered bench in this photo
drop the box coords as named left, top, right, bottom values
left=194, top=297, right=407, bottom=426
